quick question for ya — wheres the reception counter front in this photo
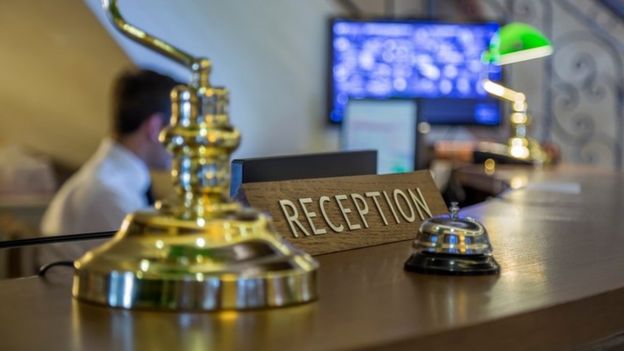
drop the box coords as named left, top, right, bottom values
left=1, top=165, right=623, bottom=351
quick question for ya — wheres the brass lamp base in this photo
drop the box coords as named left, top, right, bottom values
left=507, top=137, right=550, bottom=165
left=79, top=0, right=319, bottom=311
left=72, top=207, right=318, bottom=310
left=475, top=139, right=550, bottom=165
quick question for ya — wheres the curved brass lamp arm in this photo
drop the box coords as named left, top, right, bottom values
left=482, top=79, right=526, bottom=113
left=102, top=0, right=210, bottom=85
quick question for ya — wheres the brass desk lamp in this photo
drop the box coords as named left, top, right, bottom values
left=481, top=22, right=553, bottom=164
left=72, top=0, right=318, bottom=310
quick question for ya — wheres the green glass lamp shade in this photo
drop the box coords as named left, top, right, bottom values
left=483, top=22, right=553, bottom=65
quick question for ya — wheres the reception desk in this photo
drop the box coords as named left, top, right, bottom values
left=1, top=165, right=624, bottom=350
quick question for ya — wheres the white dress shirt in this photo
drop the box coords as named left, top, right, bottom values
left=41, top=138, right=151, bottom=236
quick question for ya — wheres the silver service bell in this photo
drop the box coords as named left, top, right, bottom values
left=404, top=202, right=500, bottom=275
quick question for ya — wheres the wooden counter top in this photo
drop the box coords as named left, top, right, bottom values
left=2, top=166, right=623, bottom=351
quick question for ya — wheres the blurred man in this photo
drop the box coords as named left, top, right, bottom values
left=41, top=69, right=178, bottom=236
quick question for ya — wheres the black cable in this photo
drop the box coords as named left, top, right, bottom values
left=0, top=230, right=116, bottom=249
left=38, top=260, right=75, bottom=277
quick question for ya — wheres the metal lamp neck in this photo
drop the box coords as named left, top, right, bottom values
left=103, top=0, right=240, bottom=218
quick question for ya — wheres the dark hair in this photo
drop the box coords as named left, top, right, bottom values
left=112, top=69, right=178, bottom=136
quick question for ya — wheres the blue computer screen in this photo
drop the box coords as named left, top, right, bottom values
left=330, top=19, right=502, bottom=125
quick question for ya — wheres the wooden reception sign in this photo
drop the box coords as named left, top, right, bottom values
left=240, top=171, right=448, bottom=255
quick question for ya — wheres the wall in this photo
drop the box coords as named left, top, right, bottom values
left=84, top=0, right=344, bottom=160
left=0, top=0, right=133, bottom=168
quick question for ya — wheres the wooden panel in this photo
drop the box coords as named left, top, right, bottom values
left=242, top=171, right=447, bottom=255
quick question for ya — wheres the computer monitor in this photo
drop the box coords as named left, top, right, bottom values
left=328, top=18, right=502, bottom=125
left=342, top=99, right=423, bottom=174
left=230, top=150, right=378, bottom=199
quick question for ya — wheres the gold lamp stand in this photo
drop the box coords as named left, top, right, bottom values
left=72, top=0, right=318, bottom=310
left=482, top=80, right=550, bottom=164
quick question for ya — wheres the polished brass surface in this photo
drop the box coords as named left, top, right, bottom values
left=103, top=0, right=210, bottom=85
left=72, top=0, right=318, bottom=310
left=414, top=202, right=494, bottom=255
left=482, top=79, right=550, bottom=164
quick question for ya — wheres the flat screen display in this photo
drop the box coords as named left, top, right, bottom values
left=342, top=99, right=419, bottom=174
left=329, top=19, right=502, bottom=125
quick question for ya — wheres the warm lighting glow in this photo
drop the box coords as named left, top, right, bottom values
left=511, top=138, right=524, bottom=146
left=510, top=113, right=528, bottom=125
left=499, top=46, right=553, bottom=65
left=219, top=311, right=239, bottom=322
left=484, top=158, right=496, bottom=175
left=196, top=237, right=206, bottom=247
left=478, top=22, right=552, bottom=165
left=482, top=80, right=506, bottom=97
left=510, top=144, right=530, bottom=159
left=510, top=176, right=529, bottom=189
left=418, top=122, right=431, bottom=134
left=513, top=93, right=526, bottom=103
left=139, top=259, right=150, bottom=272
left=512, top=101, right=527, bottom=112
left=482, top=80, right=526, bottom=105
